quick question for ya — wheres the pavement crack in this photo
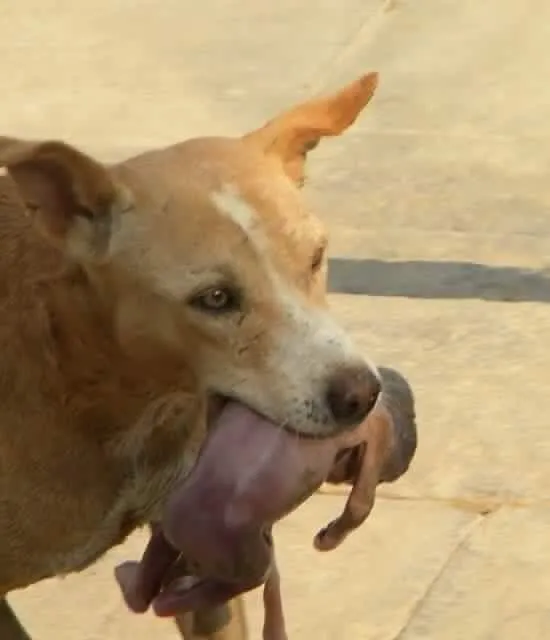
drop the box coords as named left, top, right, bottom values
left=306, top=0, right=397, bottom=94
left=389, top=514, right=485, bottom=640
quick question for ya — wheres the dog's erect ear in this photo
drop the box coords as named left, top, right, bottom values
left=0, top=137, right=131, bottom=260
left=243, top=72, right=378, bottom=186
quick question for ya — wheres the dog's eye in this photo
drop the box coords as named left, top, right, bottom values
left=189, top=286, right=241, bottom=314
left=311, top=244, right=326, bottom=273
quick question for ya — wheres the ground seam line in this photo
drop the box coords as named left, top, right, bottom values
left=389, top=513, right=487, bottom=640
left=306, top=0, right=396, bottom=95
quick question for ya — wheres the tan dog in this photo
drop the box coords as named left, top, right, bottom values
left=0, top=73, right=382, bottom=639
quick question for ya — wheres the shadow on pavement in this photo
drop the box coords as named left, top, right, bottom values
left=328, top=258, right=550, bottom=303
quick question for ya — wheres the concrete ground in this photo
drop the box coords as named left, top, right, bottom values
left=4, top=0, right=550, bottom=637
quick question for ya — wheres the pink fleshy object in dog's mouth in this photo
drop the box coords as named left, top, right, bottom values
left=115, top=399, right=375, bottom=617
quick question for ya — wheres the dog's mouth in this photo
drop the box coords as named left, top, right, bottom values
left=115, top=397, right=375, bottom=617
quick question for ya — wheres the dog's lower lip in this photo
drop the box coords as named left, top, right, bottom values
left=280, top=423, right=331, bottom=440
left=207, top=393, right=329, bottom=440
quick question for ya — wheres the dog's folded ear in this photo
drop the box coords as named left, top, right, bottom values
left=243, top=72, right=378, bottom=186
left=0, top=137, right=132, bottom=260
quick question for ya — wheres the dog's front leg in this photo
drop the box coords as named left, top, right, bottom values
left=0, top=598, right=31, bottom=640
left=173, top=597, right=249, bottom=640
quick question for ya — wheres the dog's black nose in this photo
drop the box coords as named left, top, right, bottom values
left=325, top=365, right=381, bottom=428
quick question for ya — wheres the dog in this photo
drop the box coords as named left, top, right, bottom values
left=0, top=71, right=412, bottom=639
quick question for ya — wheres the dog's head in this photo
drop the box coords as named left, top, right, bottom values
left=0, top=73, right=380, bottom=438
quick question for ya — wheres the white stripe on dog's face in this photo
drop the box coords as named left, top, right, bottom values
left=211, top=187, right=259, bottom=237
